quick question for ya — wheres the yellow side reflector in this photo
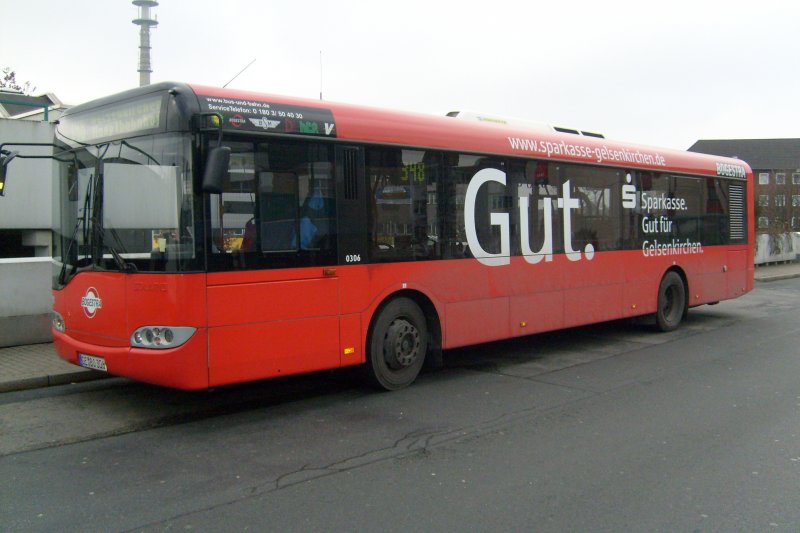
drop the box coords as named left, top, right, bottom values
left=344, top=347, right=355, bottom=355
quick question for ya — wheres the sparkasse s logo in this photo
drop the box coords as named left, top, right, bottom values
left=622, top=173, right=637, bottom=209
left=81, top=287, right=103, bottom=318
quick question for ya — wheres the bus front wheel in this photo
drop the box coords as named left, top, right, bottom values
left=366, top=297, right=428, bottom=390
left=656, top=271, right=686, bottom=332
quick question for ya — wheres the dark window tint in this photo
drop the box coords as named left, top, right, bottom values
left=208, top=140, right=336, bottom=270
left=366, top=148, right=441, bottom=262
left=442, top=154, right=506, bottom=259
left=631, top=173, right=735, bottom=248
left=549, top=163, right=624, bottom=254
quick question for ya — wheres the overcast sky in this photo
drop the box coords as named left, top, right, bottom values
left=3, top=0, right=798, bottom=150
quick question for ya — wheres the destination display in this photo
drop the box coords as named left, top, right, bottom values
left=198, top=95, right=336, bottom=137
left=58, top=95, right=163, bottom=143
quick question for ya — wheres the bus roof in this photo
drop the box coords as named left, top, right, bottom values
left=191, top=83, right=750, bottom=180
left=58, top=82, right=751, bottom=180
left=445, top=110, right=605, bottom=139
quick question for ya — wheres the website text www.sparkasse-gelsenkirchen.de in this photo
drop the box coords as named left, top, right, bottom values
left=508, top=136, right=667, bottom=167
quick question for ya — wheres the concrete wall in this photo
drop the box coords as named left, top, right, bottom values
left=755, top=233, right=800, bottom=264
left=0, top=258, right=53, bottom=346
left=0, top=119, right=56, bottom=229
left=0, top=119, right=57, bottom=346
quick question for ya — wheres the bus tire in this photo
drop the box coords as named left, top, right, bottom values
left=366, top=297, right=428, bottom=391
left=656, top=271, right=686, bottom=332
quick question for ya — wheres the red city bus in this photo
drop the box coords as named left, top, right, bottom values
left=0, top=82, right=754, bottom=390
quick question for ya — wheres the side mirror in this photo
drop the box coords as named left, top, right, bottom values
left=201, top=146, right=230, bottom=194
left=0, top=150, right=19, bottom=197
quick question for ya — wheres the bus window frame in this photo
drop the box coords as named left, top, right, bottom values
left=202, top=133, right=339, bottom=272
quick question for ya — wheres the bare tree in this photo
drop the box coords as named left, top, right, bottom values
left=1, top=68, right=36, bottom=94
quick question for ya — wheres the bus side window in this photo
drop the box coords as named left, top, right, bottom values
left=258, top=172, right=298, bottom=252
left=367, top=148, right=439, bottom=262
left=209, top=143, right=256, bottom=254
left=367, top=148, right=410, bottom=261
left=297, top=162, right=334, bottom=250
left=442, top=154, right=507, bottom=260
left=256, top=143, right=336, bottom=259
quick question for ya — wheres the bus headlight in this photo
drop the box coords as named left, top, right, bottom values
left=131, top=326, right=195, bottom=349
left=52, top=311, right=66, bottom=333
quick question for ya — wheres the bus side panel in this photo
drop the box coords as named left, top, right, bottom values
left=339, top=313, right=364, bottom=366
left=623, top=252, right=658, bottom=317
left=206, top=276, right=339, bottom=325
left=726, top=249, right=750, bottom=300
left=445, top=298, right=510, bottom=348
left=208, top=318, right=341, bottom=385
left=563, top=284, right=624, bottom=328
left=509, top=291, right=564, bottom=336
left=432, top=260, right=513, bottom=348
left=684, top=246, right=727, bottom=305
left=560, top=252, right=625, bottom=329
left=206, top=273, right=341, bottom=386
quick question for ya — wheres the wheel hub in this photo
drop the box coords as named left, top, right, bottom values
left=384, top=318, right=420, bottom=369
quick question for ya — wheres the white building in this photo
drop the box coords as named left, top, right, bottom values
left=0, top=90, right=68, bottom=346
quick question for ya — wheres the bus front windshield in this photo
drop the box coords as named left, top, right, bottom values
left=53, top=133, right=200, bottom=287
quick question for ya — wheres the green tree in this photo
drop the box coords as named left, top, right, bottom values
left=1, top=68, right=36, bottom=94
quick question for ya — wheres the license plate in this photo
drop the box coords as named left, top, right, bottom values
left=78, top=353, right=108, bottom=372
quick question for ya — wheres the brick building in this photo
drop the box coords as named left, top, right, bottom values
left=688, top=139, right=800, bottom=234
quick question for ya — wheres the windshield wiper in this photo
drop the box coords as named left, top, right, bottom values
left=105, top=226, right=137, bottom=273
left=106, top=244, right=137, bottom=273
left=58, top=215, right=84, bottom=285
left=58, top=170, right=96, bottom=285
left=120, top=140, right=161, bottom=165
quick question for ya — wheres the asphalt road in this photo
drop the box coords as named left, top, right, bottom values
left=2, top=280, right=799, bottom=532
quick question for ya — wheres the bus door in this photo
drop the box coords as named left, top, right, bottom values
left=206, top=140, right=344, bottom=386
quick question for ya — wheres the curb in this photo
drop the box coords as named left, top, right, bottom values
left=754, top=273, right=800, bottom=283
left=756, top=275, right=800, bottom=282
left=0, top=369, right=108, bottom=394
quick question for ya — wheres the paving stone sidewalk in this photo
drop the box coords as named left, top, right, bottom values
left=0, top=343, right=103, bottom=393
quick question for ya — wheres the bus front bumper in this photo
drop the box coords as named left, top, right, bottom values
left=52, top=328, right=210, bottom=390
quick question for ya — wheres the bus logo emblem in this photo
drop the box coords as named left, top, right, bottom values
left=249, top=117, right=280, bottom=130
left=80, top=287, right=103, bottom=318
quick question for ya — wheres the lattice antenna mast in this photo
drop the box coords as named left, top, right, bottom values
left=132, top=0, right=159, bottom=86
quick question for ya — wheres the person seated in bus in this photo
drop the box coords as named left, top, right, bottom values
left=297, top=182, right=328, bottom=249
left=241, top=216, right=256, bottom=252
left=260, top=173, right=297, bottom=251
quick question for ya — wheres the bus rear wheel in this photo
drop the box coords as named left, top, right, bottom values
left=656, top=271, right=686, bottom=332
left=366, top=297, right=428, bottom=391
